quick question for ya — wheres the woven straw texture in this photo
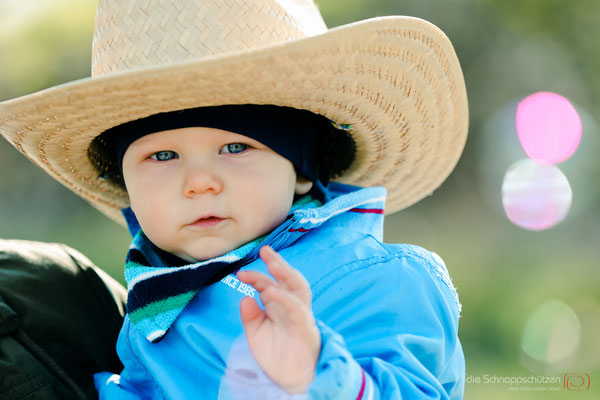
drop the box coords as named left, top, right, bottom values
left=0, top=0, right=468, bottom=226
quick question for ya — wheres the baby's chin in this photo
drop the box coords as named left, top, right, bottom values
left=174, top=249, right=230, bottom=263
left=172, top=238, right=260, bottom=263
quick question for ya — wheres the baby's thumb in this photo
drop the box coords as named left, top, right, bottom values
left=239, top=297, right=264, bottom=334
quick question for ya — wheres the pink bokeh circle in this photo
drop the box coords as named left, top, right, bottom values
left=516, top=92, right=582, bottom=164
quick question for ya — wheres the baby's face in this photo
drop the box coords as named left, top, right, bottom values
left=122, top=127, right=311, bottom=262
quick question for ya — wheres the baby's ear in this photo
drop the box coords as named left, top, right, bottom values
left=295, top=175, right=313, bottom=195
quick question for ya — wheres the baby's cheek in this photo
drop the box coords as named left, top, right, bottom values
left=148, top=228, right=182, bottom=258
left=136, top=208, right=170, bottom=246
left=256, top=198, right=293, bottom=233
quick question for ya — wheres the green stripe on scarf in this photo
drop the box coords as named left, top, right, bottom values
left=129, top=291, right=196, bottom=325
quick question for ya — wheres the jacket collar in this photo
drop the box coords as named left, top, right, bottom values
left=275, top=182, right=386, bottom=244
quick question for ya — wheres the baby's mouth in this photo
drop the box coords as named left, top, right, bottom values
left=189, top=216, right=226, bottom=228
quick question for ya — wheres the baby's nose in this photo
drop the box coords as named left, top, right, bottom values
left=182, top=164, right=223, bottom=197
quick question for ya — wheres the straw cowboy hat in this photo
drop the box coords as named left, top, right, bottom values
left=0, top=0, right=468, bottom=226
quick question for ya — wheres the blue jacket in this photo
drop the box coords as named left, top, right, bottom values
left=95, top=183, right=464, bottom=399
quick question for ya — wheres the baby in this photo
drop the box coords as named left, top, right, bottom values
left=90, top=104, right=464, bottom=399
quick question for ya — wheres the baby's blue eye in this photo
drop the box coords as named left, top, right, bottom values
left=221, top=143, right=249, bottom=154
left=150, top=151, right=178, bottom=161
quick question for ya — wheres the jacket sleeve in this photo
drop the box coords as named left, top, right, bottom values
left=307, top=245, right=464, bottom=399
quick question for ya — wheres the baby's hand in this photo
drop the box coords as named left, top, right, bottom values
left=237, top=246, right=321, bottom=394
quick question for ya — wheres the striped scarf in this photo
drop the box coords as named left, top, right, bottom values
left=125, top=195, right=322, bottom=342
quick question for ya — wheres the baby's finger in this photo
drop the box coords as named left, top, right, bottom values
left=239, top=297, right=265, bottom=337
left=239, top=272, right=291, bottom=315
left=237, top=270, right=276, bottom=293
left=261, top=287, right=292, bottom=324
left=261, top=285, right=312, bottom=327
left=259, top=246, right=312, bottom=304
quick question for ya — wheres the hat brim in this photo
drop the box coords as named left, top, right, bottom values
left=0, top=15, right=468, bottom=226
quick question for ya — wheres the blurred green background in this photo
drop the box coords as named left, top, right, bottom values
left=1, top=0, right=598, bottom=398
